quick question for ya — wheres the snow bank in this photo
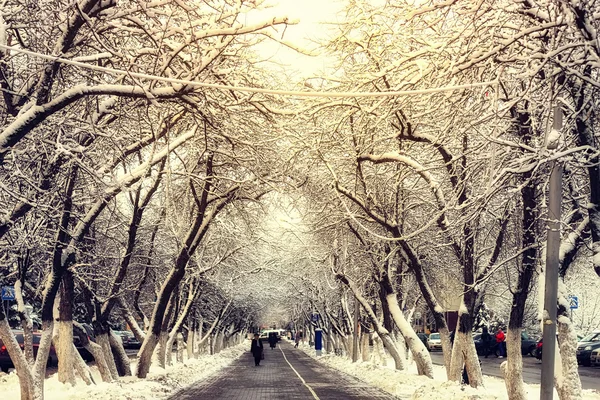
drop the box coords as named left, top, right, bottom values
left=0, top=345, right=246, bottom=400
left=295, top=342, right=600, bottom=400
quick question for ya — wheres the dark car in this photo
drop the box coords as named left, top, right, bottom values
left=577, top=331, right=600, bottom=367
left=537, top=333, right=586, bottom=360
left=114, top=330, right=141, bottom=349
left=0, top=329, right=58, bottom=372
left=473, top=331, right=537, bottom=356
left=417, top=333, right=428, bottom=349
left=73, top=323, right=96, bottom=362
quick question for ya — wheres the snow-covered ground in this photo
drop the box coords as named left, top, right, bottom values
left=0, top=345, right=246, bottom=400
left=295, top=342, right=600, bottom=400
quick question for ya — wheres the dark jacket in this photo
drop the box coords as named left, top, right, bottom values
left=251, top=338, right=263, bottom=357
left=268, top=333, right=278, bottom=346
left=481, top=327, right=491, bottom=343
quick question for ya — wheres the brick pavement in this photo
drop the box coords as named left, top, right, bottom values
left=169, top=340, right=398, bottom=399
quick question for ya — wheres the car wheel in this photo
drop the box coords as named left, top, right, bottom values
left=529, top=346, right=536, bottom=357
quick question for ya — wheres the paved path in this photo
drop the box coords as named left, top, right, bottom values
left=169, top=341, right=397, bottom=400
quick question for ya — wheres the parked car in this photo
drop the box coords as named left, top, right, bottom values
left=114, top=330, right=141, bottom=349
left=73, top=323, right=96, bottom=362
left=259, top=330, right=281, bottom=342
left=473, top=331, right=537, bottom=356
left=417, top=333, right=428, bottom=349
left=590, top=348, right=600, bottom=366
left=536, top=333, right=586, bottom=360
left=427, top=332, right=442, bottom=351
left=577, top=331, right=600, bottom=367
left=0, top=329, right=58, bottom=372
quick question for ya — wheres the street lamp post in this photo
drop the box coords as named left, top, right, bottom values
left=540, top=105, right=562, bottom=400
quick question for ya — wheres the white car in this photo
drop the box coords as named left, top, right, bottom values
left=427, top=332, right=442, bottom=351
left=590, top=348, right=600, bottom=366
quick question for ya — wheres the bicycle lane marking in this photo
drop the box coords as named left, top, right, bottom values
left=279, top=346, right=320, bottom=400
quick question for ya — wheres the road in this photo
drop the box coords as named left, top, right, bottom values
left=429, top=351, right=600, bottom=391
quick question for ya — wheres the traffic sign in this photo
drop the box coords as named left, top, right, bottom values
left=568, top=295, right=578, bottom=310
left=1, top=286, right=15, bottom=301
left=311, top=313, right=320, bottom=322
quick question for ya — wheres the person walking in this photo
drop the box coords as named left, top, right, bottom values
left=250, top=333, right=264, bottom=366
left=294, top=331, right=302, bottom=348
left=268, top=332, right=278, bottom=350
left=495, top=328, right=506, bottom=358
left=481, top=326, right=492, bottom=358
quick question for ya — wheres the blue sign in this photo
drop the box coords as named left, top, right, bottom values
left=315, top=329, right=322, bottom=355
left=1, top=286, right=15, bottom=301
left=568, top=295, right=578, bottom=310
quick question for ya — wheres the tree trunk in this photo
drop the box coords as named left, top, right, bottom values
left=555, top=311, right=583, bottom=399
left=0, top=317, right=35, bottom=400
left=166, top=331, right=177, bottom=366
left=57, top=273, right=76, bottom=386
left=117, top=297, right=146, bottom=344
left=72, top=343, right=94, bottom=385
left=504, top=329, right=525, bottom=400
left=95, top=333, right=119, bottom=380
left=109, top=330, right=131, bottom=376
left=397, top=240, right=452, bottom=376
left=84, top=342, right=112, bottom=382
left=176, top=333, right=185, bottom=363
left=384, top=292, right=434, bottom=378
left=504, top=110, right=538, bottom=397
left=336, top=274, right=404, bottom=370
left=156, top=332, right=169, bottom=368
left=187, top=322, right=195, bottom=359
left=361, top=333, right=369, bottom=361
left=14, top=280, right=34, bottom=366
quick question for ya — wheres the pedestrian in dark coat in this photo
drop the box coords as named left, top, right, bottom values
left=481, top=326, right=491, bottom=358
left=268, top=332, right=277, bottom=349
left=250, top=333, right=263, bottom=366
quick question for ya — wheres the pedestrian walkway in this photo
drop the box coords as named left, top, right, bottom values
left=169, top=340, right=397, bottom=399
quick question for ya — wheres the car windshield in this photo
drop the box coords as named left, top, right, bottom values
left=521, top=331, right=530, bottom=340
left=430, top=333, right=440, bottom=340
left=580, top=332, right=600, bottom=342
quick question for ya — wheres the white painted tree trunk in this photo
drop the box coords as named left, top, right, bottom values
left=156, top=332, right=168, bottom=368
left=96, top=333, right=119, bottom=380
left=556, top=316, right=583, bottom=400
left=14, top=280, right=34, bottom=366
left=165, top=332, right=177, bottom=366
left=361, top=333, right=370, bottom=361
left=33, top=320, right=54, bottom=399
left=0, top=318, right=36, bottom=400
left=84, top=341, right=112, bottom=382
left=504, top=329, right=525, bottom=400
left=438, top=327, right=452, bottom=378
left=450, top=331, right=483, bottom=387
left=187, top=329, right=194, bottom=359
left=56, top=321, right=76, bottom=386
left=371, top=335, right=387, bottom=366
left=176, top=333, right=184, bottom=363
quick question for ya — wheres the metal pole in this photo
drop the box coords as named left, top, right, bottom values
left=352, top=296, right=360, bottom=362
left=540, top=106, right=562, bottom=400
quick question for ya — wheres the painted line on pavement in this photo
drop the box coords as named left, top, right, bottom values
left=279, top=346, right=320, bottom=400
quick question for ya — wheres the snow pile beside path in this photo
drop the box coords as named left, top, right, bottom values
left=295, top=343, right=600, bottom=400
left=0, top=344, right=246, bottom=400
left=304, top=349, right=497, bottom=400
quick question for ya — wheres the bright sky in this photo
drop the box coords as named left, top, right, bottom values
left=243, top=0, right=346, bottom=78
